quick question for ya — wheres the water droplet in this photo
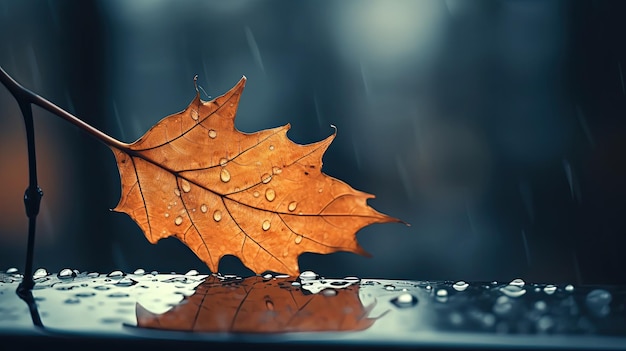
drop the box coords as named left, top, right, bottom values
left=299, top=271, right=318, bottom=280
left=208, top=129, right=217, bottom=139
left=253, top=191, right=260, bottom=198
left=269, top=145, right=275, bottom=151
left=537, top=315, right=554, bottom=332
left=265, top=300, right=275, bottom=310
left=185, top=269, right=199, bottom=276
left=75, top=292, right=95, bottom=298
left=272, top=166, right=282, bottom=175
left=509, top=278, right=525, bottom=287
left=219, top=158, right=228, bottom=166
left=534, top=300, right=547, bottom=311
left=58, top=268, right=76, bottom=279
left=291, top=281, right=301, bottom=286
left=191, top=109, right=199, bottom=121
left=318, top=188, right=323, bottom=193
left=133, top=269, right=146, bottom=275
left=263, top=273, right=273, bottom=279
left=5, top=267, right=18, bottom=274
left=107, top=270, right=125, bottom=278
left=544, top=285, right=557, bottom=295
left=164, top=213, right=170, bottom=218
left=33, top=268, right=48, bottom=279
left=384, top=284, right=396, bottom=291
left=174, top=188, right=181, bottom=197
left=500, top=285, right=526, bottom=298
left=288, top=201, right=297, bottom=212
left=181, top=179, right=191, bottom=193
left=453, top=281, right=469, bottom=292
left=493, top=296, right=513, bottom=315
left=294, top=235, right=303, bottom=244
left=107, top=292, right=129, bottom=298
left=391, top=293, right=418, bottom=308
left=213, top=210, right=222, bottom=222
left=322, top=289, right=337, bottom=296
left=262, top=220, right=271, bottom=231
left=436, top=289, right=448, bottom=297
left=220, top=168, right=231, bottom=182
left=116, top=277, right=137, bottom=287
left=586, top=289, right=612, bottom=317
left=261, top=173, right=272, bottom=184
left=64, top=298, right=80, bottom=304
left=200, top=204, right=208, bottom=213
left=565, top=284, right=574, bottom=292
left=94, top=285, right=110, bottom=291
left=265, top=188, right=276, bottom=202
left=175, top=216, right=183, bottom=225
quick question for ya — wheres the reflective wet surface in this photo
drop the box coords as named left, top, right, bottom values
left=1, top=269, right=626, bottom=350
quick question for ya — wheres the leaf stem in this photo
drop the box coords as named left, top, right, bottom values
left=0, top=66, right=129, bottom=294
left=0, top=66, right=130, bottom=150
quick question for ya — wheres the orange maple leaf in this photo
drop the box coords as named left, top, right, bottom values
left=111, top=77, right=402, bottom=276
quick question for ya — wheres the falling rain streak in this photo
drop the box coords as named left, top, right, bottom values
left=245, top=26, right=265, bottom=73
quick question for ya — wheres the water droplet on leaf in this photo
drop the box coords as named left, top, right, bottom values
left=220, top=168, right=231, bottom=182
left=175, top=216, right=183, bottom=225
left=261, top=173, right=272, bottom=184
left=288, top=201, right=297, bottom=212
left=181, top=179, right=191, bottom=193
left=265, top=188, right=276, bottom=201
left=213, top=210, right=222, bottom=222
left=208, top=129, right=217, bottom=138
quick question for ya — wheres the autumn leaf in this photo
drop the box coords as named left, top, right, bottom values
left=111, top=76, right=402, bottom=276
left=136, top=275, right=377, bottom=333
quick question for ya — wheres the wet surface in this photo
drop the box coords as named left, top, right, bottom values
left=1, top=269, right=626, bottom=350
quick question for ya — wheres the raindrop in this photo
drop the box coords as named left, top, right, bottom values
left=94, top=285, right=110, bottom=291
left=58, top=268, right=76, bottom=279
left=265, top=300, right=275, bottom=310
left=272, top=166, right=282, bottom=175
left=493, top=296, right=513, bottom=315
left=87, top=272, right=99, bottom=278
left=6, top=267, right=18, bottom=274
left=294, top=235, right=303, bottom=244
left=164, top=213, right=170, bottom=218
left=133, top=269, right=146, bottom=275
left=208, top=129, right=217, bottom=139
left=181, top=179, right=191, bottom=193
left=344, top=276, right=360, bottom=282
left=107, top=292, right=129, bottom=298
left=213, top=210, right=222, bottom=222
left=174, top=188, right=181, bottom=197
left=500, top=285, right=526, bottom=298
left=253, top=191, right=260, bottom=198
left=291, top=281, right=301, bottom=286
left=509, top=278, right=525, bottom=287
left=262, top=220, right=271, bottom=231
left=322, top=289, right=337, bottom=297
left=64, top=298, right=80, bottom=304
left=185, top=269, right=199, bottom=276
left=33, top=268, right=48, bottom=279
left=585, top=289, right=611, bottom=317
left=107, top=270, right=125, bottom=278
left=116, top=277, right=137, bottom=287
left=261, top=173, right=272, bottom=184
left=544, top=285, right=557, bottom=295
left=391, top=293, right=418, bottom=308
left=191, top=109, right=199, bottom=121
left=453, top=281, right=469, bottom=292
left=175, top=216, right=183, bottom=226
left=565, top=284, right=574, bottom=292
left=384, top=284, right=396, bottom=291
left=436, top=289, right=448, bottom=297
left=263, top=273, right=273, bottom=279
left=265, top=188, right=276, bottom=201
left=219, top=158, right=228, bottom=166
left=299, top=271, right=318, bottom=280
left=269, top=145, right=275, bottom=151
left=220, top=168, right=231, bottom=182
left=199, top=204, right=208, bottom=213
left=75, top=292, right=95, bottom=298
left=288, top=201, right=297, bottom=212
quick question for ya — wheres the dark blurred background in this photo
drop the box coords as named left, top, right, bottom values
left=0, top=0, right=625, bottom=284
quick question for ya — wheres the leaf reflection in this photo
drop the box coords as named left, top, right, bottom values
left=136, top=275, right=377, bottom=333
